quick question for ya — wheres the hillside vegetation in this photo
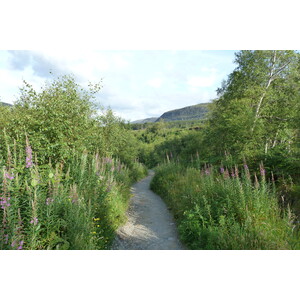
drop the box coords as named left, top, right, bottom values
left=157, top=103, right=209, bottom=122
left=131, top=102, right=209, bottom=124
left=0, top=75, right=147, bottom=250
left=138, top=50, right=300, bottom=249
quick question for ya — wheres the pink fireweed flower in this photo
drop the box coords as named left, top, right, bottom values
left=4, top=234, right=8, bottom=244
left=30, top=217, right=38, bottom=225
left=5, top=173, right=14, bottom=180
left=260, top=165, right=265, bottom=177
left=243, top=163, right=251, bottom=179
left=220, top=167, right=225, bottom=174
left=25, top=145, right=33, bottom=168
left=0, top=196, right=11, bottom=209
left=104, top=157, right=113, bottom=164
left=17, top=240, right=24, bottom=250
left=46, top=198, right=54, bottom=205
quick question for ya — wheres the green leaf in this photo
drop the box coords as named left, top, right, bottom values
left=31, top=179, right=38, bottom=187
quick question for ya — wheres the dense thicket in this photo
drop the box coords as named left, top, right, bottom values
left=204, top=51, right=300, bottom=177
left=0, top=75, right=146, bottom=250
left=0, top=75, right=139, bottom=166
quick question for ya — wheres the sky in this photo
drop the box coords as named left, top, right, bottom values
left=0, top=50, right=237, bottom=121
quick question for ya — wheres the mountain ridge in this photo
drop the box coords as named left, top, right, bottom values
left=131, top=102, right=210, bottom=124
left=0, top=101, right=13, bottom=107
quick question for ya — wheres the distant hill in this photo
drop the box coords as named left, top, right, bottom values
left=131, top=102, right=210, bottom=124
left=0, top=102, right=12, bottom=107
left=156, top=103, right=209, bottom=122
left=131, top=117, right=158, bottom=124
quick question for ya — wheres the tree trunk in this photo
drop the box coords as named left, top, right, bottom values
left=251, top=51, right=277, bottom=132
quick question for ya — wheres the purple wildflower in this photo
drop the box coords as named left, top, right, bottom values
left=0, top=196, right=11, bottom=209
left=5, top=173, right=14, bottom=180
left=244, top=164, right=249, bottom=171
left=205, top=168, right=210, bottom=175
left=30, top=217, right=38, bottom=225
left=17, top=240, right=24, bottom=250
left=104, top=157, right=113, bottom=164
left=26, top=144, right=33, bottom=168
left=11, top=240, right=16, bottom=248
left=46, top=198, right=54, bottom=205
left=220, top=167, right=225, bottom=174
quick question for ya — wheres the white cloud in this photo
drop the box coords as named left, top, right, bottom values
left=187, top=75, right=216, bottom=88
left=0, top=66, right=46, bottom=103
left=147, top=77, right=163, bottom=88
left=111, top=54, right=130, bottom=69
left=0, top=50, right=236, bottom=120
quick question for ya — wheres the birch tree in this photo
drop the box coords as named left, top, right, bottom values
left=205, top=50, right=300, bottom=173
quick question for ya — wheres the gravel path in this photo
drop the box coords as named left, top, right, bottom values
left=112, top=170, right=184, bottom=250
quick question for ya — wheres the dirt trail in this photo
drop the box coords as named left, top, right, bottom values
left=112, top=170, right=184, bottom=250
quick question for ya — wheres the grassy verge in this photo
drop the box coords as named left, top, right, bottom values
left=0, top=142, right=147, bottom=250
left=151, top=162, right=300, bottom=250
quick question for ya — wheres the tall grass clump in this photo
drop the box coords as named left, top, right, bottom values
left=151, top=162, right=299, bottom=250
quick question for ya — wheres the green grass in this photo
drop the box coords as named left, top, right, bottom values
left=151, top=162, right=300, bottom=250
left=0, top=142, right=147, bottom=250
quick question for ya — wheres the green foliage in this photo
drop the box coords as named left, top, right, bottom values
left=140, top=50, right=300, bottom=250
left=0, top=75, right=147, bottom=250
left=207, top=50, right=300, bottom=177
left=0, top=139, right=147, bottom=250
left=151, top=162, right=299, bottom=250
left=0, top=75, right=140, bottom=167
left=140, top=50, right=299, bottom=183
left=157, top=103, right=209, bottom=122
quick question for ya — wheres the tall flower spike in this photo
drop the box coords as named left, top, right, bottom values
left=25, top=137, right=33, bottom=168
left=260, top=163, right=265, bottom=177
